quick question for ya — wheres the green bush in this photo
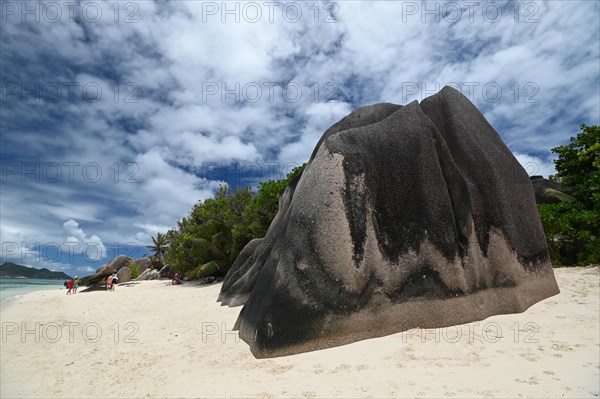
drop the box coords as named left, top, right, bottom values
left=538, top=124, right=599, bottom=266
left=164, top=164, right=306, bottom=279
left=128, top=262, right=141, bottom=279
left=538, top=202, right=600, bottom=266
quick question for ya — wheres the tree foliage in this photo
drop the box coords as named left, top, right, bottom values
left=164, top=164, right=306, bottom=279
left=128, top=262, right=141, bottom=279
left=538, top=124, right=600, bottom=266
left=145, top=232, right=170, bottom=262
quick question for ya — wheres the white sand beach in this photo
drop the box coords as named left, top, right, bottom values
left=1, top=266, right=598, bottom=399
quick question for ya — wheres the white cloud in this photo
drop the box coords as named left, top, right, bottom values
left=130, top=149, right=225, bottom=226
left=513, top=152, right=557, bottom=179
left=62, top=219, right=107, bottom=261
left=278, top=101, right=353, bottom=164
left=133, top=223, right=173, bottom=246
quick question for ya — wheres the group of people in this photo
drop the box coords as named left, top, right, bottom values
left=65, top=277, right=79, bottom=295
left=106, top=273, right=118, bottom=291
left=64, top=273, right=120, bottom=293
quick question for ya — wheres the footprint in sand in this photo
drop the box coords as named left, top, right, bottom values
left=270, top=364, right=294, bottom=374
left=518, top=352, right=539, bottom=362
left=515, top=377, right=540, bottom=385
left=551, top=343, right=574, bottom=352
left=331, top=364, right=351, bottom=374
left=312, top=364, right=325, bottom=374
left=255, top=392, right=273, bottom=398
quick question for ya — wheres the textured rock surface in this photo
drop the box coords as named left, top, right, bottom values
left=219, top=86, right=560, bottom=358
left=80, top=266, right=116, bottom=287
left=135, top=269, right=160, bottom=281
left=116, top=266, right=132, bottom=284
left=95, top=255, right=132, bottom=273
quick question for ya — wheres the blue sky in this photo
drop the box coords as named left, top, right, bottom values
left=1, top=0, right=599, bottom=277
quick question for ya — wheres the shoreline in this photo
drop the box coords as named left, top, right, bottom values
left=1, top=267, right=598, bottom=398
left=0, top=280, right=65, bottom=311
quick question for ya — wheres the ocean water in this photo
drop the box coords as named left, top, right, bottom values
left=0, top=278, right=65, bottom=309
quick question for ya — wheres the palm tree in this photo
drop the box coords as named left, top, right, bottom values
left=187, top=220, right=232, bottom=279
left=176, top=217, right=190, bottom=232
left=145, top=233, right=169, bottom=263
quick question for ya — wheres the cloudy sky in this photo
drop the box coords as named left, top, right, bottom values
left=1, top=0, right=598, bottom=276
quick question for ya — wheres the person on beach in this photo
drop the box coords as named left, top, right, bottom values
left=111, top=273, right=118, bottom=291
left=106, top=274, right=113, bottom=291
left=67, top=278, right=74, bottom=295
left=73, top=276, right=79, bottom=294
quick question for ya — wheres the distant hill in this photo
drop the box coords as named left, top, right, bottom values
left=0, top=262, right=71, bottom=280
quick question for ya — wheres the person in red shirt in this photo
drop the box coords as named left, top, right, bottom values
left=67, top=279, right=74, bottom=295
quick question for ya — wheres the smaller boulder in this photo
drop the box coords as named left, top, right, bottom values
left=116, top=266, right=132, bottom=284
left=134, top=269, right=160, bottom=281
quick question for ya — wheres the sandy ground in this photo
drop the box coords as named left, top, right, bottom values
left=0, top=266, right=598, bottom=399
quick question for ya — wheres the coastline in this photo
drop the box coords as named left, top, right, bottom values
left=1, top=267, right=598, bottom=398
left=0, top=279, right=65, bottom=311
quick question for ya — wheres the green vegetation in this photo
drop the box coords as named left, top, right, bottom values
left=164, top=164, right=306, bottom=279
left=145, top=233, right=169, bottom=263
left=0, top=262, right=71, bottom=279
left=538, top=124, right=599, bottom=266
left=129, top=262, right=141, bottom=279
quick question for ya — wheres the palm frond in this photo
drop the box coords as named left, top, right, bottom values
left=544, top=188, right=575, bottom=203
left=186, top=260, right=223, bottom=279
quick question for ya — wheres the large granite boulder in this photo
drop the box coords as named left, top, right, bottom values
left=106, top=255, right=133, bottom=271
left=94, top=255, right=132, bottom=273
left=218, top=86, right=560, bottom=358
left=116, top=266, right=132, bottom=284
left=80, top=266, right=116, bottom=286
left=530, top=175, right=574, bottom=204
